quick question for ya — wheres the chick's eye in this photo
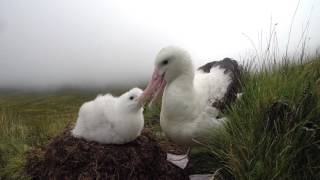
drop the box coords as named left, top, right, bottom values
left=129, top=96, right=134, bottom=100
left=162, top=60, right=169, bottom=65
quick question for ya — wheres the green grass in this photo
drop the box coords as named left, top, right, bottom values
left=0, top=58, right=319, bottom=179
left=205, top=58, right=320, bottom=179
left=0, top=91, right=97, bottom=179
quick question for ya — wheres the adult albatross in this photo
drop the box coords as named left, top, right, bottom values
left=139, top=46, right=241, bottom=146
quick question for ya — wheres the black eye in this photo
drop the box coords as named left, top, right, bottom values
left=162, top=59, right=169, bottom=65
left=129, top=96, right=134, bottom=100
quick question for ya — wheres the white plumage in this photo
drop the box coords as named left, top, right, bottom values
left=194, top=66, right=232, bottom=106
left=72, top=88, right=144, bottom=144
left=139, top=47, right=240, bottom=145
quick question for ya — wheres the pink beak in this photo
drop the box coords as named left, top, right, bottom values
left=138, top=69, right=166, bottom=105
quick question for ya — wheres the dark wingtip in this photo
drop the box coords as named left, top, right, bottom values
left=198, top=57, right=239, bottom=74
left=198, top=58, right=243, bottom=111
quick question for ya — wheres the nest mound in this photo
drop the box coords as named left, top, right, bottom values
left=26, top=128, right=188, bottom=180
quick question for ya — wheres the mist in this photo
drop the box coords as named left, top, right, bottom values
left=0, top=0, right=319, bottom=90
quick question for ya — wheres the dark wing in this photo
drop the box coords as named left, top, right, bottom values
left=198, top=58, right=242, bottom=111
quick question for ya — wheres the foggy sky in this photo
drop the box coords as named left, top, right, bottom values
left=0, top=0, right=319, bottom=90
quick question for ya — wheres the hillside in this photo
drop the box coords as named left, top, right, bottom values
left=0, top=57, right=319, bottom=179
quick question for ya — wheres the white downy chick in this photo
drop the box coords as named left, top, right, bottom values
left=72, top=88, right=144, bottom=144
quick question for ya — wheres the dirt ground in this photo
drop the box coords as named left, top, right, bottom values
left=26, top=128, right=189, bottom=180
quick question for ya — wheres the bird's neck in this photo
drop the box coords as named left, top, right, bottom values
left=162, top=73, right=200, bottom=122
left=170, top=72, right=194, bottom=89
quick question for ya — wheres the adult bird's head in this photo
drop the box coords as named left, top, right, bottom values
left=139, top=46, right=194, bottom=105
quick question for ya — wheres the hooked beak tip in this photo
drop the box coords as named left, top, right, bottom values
left=137, top=95, right=146, bottom=106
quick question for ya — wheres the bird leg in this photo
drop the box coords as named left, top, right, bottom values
left=166, top=147, right=191, bottom=169
left=169, top=147, right=191, bottom=161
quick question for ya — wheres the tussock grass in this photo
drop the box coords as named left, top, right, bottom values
left=206, top=58, right=320, bottom=179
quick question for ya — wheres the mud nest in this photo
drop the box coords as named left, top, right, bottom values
left=26, top=128, right=188, bottom=180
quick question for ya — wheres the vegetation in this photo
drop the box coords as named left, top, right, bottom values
left=0, top=57, right=319, bottom=179
left=0, top=91, right=97, bottom=179
left=206, top=58, right=320, bottom=179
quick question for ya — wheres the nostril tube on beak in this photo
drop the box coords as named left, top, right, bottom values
left=138, top=68, right=166, bottom=106
left=152, top=73, right=157, bottom=80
